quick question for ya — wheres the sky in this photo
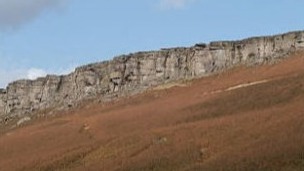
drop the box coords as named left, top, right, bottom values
left=0, top=0, right=304, bottom=88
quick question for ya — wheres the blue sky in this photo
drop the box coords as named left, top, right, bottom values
left=0, top=0, right=304, bottom=88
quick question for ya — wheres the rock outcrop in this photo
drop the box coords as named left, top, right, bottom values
left=1, top=31, right=304, bottom=122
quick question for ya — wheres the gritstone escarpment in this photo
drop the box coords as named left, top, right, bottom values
left=1, top=31, right=304, bottom=123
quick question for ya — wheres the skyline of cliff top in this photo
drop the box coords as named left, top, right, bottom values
left=1, top=0, right=304, bottom=88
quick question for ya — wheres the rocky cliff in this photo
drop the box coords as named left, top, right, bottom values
left=1, top=31, right=304, bottom=123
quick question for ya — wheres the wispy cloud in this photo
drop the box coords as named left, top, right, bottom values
left=27, top=68, right=47, bottom=80
left=158, top=0, right=197, bottom=10
left=0, top=66, right=76, bottom=88
left=0, top=0, right=69, bottom=31
left=0, top=69, right=26, bottom=88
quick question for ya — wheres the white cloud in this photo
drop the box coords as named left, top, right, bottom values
left=27, top=68, right=47, bottom=80
left=159, top=0, right=196, bottom=10
left=0, top=69, right=26, bottom=88
left=0, top=66, right=76, bottom=88
left=0, top=0, right=69, bottom=30
left=0, top=68, right=46, bottom=88
left=56, top=65, right=76, bottom=75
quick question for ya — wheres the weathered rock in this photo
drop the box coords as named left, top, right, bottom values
left=16, top=117, right=31, bottom=126
left=0, top=31, right=304, bottom=120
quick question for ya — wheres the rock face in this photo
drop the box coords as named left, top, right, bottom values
left=1, top=31, right=304, bottom=121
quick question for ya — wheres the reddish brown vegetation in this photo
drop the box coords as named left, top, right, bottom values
left=1, top=52, right=304, bottom=171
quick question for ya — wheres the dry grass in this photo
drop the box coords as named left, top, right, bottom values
left=183, top=74, right=304, bottom=123
left=153, top=80, right=191, bottom=90
left=1, top=52, right=304, bottom=171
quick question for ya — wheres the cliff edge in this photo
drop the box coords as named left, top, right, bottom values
left=1, top=31, right=304, bottom=124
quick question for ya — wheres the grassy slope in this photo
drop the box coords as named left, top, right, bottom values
left=1, top=52, right=304, bottom=171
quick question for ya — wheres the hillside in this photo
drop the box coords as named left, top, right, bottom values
left=1, top=31, right=304, bottom=125
left=1, top=51, right=304, bottom=171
